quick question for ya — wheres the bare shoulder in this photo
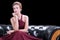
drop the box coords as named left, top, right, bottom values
left=10, top=17, right=14, bottom=21
left=23, top=15, right=29, bottom=19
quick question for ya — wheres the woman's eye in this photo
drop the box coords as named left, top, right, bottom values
left=16, top=7, right=18, bottom=9
left=13, top=8, right=15, bottom=9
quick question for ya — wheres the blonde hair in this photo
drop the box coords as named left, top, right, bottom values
left=12, top=1, right=22, bottom=9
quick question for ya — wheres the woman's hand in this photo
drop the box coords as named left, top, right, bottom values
left=12, top=13, right=18, bottom=20
left=12, top=13, right=17, bottom=17
left=7, top=30, right=14, bottom=34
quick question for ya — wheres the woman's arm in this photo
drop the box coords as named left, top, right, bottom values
left=10, top=15, right=19, bottom=31
left=10, top=15, right=29, bottom=33
left=19, top=16, right=29, bottom=32
left=7, top=16, right=19, bottom=34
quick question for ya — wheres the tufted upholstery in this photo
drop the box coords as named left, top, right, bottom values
left=0, top=25, right=60, bottom=40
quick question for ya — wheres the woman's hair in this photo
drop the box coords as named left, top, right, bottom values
left=12, top=1, right=22, bottom=9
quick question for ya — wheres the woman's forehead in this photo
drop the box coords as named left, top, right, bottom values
left=13, top=5, right=20, bottom=8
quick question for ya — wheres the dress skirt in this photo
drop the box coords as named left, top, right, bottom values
left=0, top=31, right=42, bottom=40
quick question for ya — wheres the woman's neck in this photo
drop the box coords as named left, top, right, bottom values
left=17, top=13, right=22, bottom=20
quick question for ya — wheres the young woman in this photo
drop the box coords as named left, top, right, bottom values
left=0, top=1, right=42, bottom=40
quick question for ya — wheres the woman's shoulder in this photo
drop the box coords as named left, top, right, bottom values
left=10, top=17, right=14, bottom=20
left=22, top=14, right=29, bottom=19
left=22, top=14, right=29, bottom=21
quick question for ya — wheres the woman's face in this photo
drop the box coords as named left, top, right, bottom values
left=13, top=5, right=22, bottom=15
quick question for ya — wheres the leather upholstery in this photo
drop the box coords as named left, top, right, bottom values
left=0, top=25, right=60, bottom=40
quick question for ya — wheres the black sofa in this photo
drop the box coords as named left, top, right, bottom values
left=0, top=25, right=60, bottom=40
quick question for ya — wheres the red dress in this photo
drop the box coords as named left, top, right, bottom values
left=0, top=15, right=42, bottom=40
